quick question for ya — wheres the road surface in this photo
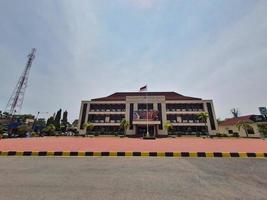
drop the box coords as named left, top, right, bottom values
left=0, top=157, right=266, bottom=200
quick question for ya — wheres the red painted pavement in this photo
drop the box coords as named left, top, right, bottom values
left=0, top=137, right=267, bottom=152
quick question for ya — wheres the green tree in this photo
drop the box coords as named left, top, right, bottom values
left=17, top=125, right=30, bottom=137
left=257, top=124, right=267, bottom=138
left=2, top=112, right=11, bottom=119
left=43, top=124, right=56, bottom=136
left=83, top=122, right=94, bottom=135
left=0, top=125, right=4, bottom=135
left=236, top=121, right=253, bottom=138
left=120, top=119, right=129, bottom=135
left=46, top=116, right=54, bottom=126
left=61, top=110, right=68, bottom=132
left=62, top=110, right=68, bottom=126
left=54, top=109, right=62, bottom=131
left=197, top=112, right=209, bottom=135
left=164, top=121, right=173, bottom=134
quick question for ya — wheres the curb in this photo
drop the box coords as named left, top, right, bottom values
left=0, top=151, right=266, bottom=158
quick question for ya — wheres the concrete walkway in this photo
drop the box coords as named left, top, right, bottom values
left=0, top=137, right=266, bottom=152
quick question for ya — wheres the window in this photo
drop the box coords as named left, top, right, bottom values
left=247, top=127, right=255, bottom=134
left=228, top=130, right=233, bottom=134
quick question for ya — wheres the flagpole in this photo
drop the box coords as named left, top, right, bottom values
left=146, top=85, right=149, bottom=137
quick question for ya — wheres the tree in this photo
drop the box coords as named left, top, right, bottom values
left=43, top=124, right=56, bottom=136
left=197, top=112, right=209, bottom=135
left=257, top=124, right=267, bottom=138
left=61, top=110, right=68, bottom=126
left=120, top=119, right=129, bottom=135
left=54, top=109, right=62, bottom=131
left=2, top=112, right=11, bottom=119
left=230, top=108, right=240, bottom=118
left=61, top=110, right=68, bottom=132
left=164, top=121, right=173, bottom=134
left=0, top=125, right=4, bottom=135
left=83, top=122, right=94, bottom=135
left=46, top=116, right=54, bottom=126
left=236, top=121, right=253, bottom=138
left=17, top=125, right=30, bottom=137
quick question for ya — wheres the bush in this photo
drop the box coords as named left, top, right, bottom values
left=94, top=132, right=99, bottom=136
left=216, top=133, right=223, bottom=137
left=43, top=124, right=56, bottom=136
left=31, top=132, right=38, bottom=137
left=17, top=125, right=30, bottom=137
left=233, top=132, right=239, bottom=137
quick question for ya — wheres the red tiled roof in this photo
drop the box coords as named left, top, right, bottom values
left=219, top=115, right=254, bottom=126
left=91, top=92, right=202, bottom=101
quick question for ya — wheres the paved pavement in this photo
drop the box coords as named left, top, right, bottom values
left=0, top=137, right=267, bottom=152
left=0, top=158, right=266, bottom=200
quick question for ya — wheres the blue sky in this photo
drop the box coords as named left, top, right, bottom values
left=0, top=0, right=267, bottom=121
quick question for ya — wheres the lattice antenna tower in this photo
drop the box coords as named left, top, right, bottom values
left=5, top=48, right=36, bottom=115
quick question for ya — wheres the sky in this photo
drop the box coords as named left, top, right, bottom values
left=0, top=0, right=267, bottom=122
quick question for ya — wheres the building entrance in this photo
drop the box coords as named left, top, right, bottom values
left=136, top=126, right=155, bottom=137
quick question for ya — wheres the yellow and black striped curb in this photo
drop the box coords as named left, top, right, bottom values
left=0, top=151, right=266, bottom=158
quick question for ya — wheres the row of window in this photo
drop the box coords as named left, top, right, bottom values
left=170, top=126, right=207, bottom=132
left=89, top=103, right=205, bottom=112
left=86, top=126, right=123, bottom=135
left=88, top=114, right=125, bottom=123
left=167, top=114, right=206, bottom=123
left=166, top=103, right=204, bottom=111
left=86, top=126, right=207, bottom=135
left=90, top=104, right=125, bottom=112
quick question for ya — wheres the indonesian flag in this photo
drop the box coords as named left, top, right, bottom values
left=139, top=85, right=147, bottom=92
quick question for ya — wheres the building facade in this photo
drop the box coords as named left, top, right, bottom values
left=78, top=92, right=218, bottom=137
left=218, top=115, right=267, bottom=138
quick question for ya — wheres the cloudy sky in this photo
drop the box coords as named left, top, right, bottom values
left=0, top=0, right=267, bottom=121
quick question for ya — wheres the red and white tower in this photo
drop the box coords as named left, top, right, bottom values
left=5, top=48, right=36, bottom=115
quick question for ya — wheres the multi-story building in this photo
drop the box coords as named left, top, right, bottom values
left=78, top=92, right=218, bottom=137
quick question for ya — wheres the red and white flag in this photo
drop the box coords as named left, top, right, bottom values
left=139, top=85, right=147, bottom=92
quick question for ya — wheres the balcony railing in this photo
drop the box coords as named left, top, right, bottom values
left=168, top=120, right=205, bottom=123
left=90, top=109, right=126, bottom=112
left=166, top=109, right=204, bottom=112
left=90, top=120, right=122, bottom=123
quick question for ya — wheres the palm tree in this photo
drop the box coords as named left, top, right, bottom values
left=120, top=119, right=129, bottom=135
left=197, top=112, right=209, bottom=135
left=83, top=122, right=94, bottom=135
left=164, top=121, right=173, bottom=134
left=236, top=121, right=253, bottom=138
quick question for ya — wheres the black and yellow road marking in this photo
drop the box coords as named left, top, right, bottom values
left=0, top=151, right=266, bottom=158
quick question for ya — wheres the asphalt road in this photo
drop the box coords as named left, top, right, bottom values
left=0, top=158, right=266, bottom=200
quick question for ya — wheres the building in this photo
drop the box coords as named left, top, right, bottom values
left=218, top=115, right=267, bottom=138
left=78, top=92, right=218, bottom=137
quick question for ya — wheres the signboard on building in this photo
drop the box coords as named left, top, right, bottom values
left=133, top=110, right=159, bottom=121
left=259, top=107, right=267, bottom=119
